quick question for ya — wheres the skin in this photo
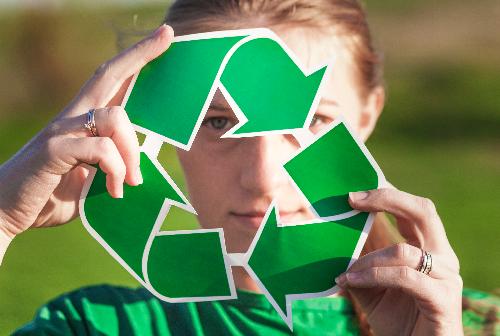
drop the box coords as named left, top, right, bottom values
left=0, top=24, right=463, bottom=335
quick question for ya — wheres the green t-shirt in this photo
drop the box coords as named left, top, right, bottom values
left=12, top=285, right=500, bottom=335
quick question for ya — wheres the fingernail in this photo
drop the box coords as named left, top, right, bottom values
left=349, top=191, right=369, bottom=202
left=335, top=274, right=347, bottom=286
left=346, top=272, right=362, bottom=282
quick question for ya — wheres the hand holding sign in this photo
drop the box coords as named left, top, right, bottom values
left=0, top=25, right=174, bottom=241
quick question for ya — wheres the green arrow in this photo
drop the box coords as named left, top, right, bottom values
left=244, top=120, right=384, bottom=329
left=246, top=204, right=371, bottom=329
left=220, top=37, right=327, bottom=135
left=123, top=29, right=328, bottom=148
left=125, top=35, right=247, bottom=148
left=81, top=152, right=234, bottom=301
left=284, top=120, right=382, bottom=218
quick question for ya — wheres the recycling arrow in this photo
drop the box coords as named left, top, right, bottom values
left=246, top=205, right=370, bottom=328
left=123, top=29, right=328, bottom=149
left=80, top=28, right=385, bottom=330
left=241, top=120, right=384, bottom=329
left=80, top=151, right=235, bottom=301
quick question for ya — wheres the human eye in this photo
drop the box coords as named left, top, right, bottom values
left=309, top=113, right=334, bottom=133
left=202, top=116, right=232, bottom=131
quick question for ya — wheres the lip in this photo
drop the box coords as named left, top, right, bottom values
left=230, top=210, right=266, bottom=229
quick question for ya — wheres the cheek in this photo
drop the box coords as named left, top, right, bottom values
left=178, top=137, right=240, bottom=179
left=176, top=139, right=241, bottom=222
left=342, top=105, right=362, bottom=132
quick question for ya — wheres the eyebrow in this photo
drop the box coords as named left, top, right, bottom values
left=208, top=102, right=232, bottom=113
left=320, top=98, right=339, bottom=107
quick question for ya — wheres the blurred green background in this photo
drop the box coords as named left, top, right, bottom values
left=0, top=0, right=499, bottom=333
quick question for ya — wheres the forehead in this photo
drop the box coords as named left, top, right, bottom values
left=276, top=27, right=361, bottom=102
left=277, top=27, right=348, bottom=67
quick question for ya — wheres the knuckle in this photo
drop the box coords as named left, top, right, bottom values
left=367, top=267, right=379, bottom=282
left=107, top=107, right=134, bottom=134
left=44, top=120, right=63, bottom=138
left=43, top=137, right=74, bottom=168
left=454, top=275, right=464, bottom=289
left=418, top=197, right=437, bottom=215
left=374, top=188, right=394, bottom=204
left=393, top=242, right=409, bottom=260
left=94, top=62, right=111, bottom=78
left=400, top=266, right=413, bottom=281
left=107, top=106, right=126, bottom=123
left=97, top=137, right=114, bottom=153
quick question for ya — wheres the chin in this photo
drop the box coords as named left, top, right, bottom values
left=225, top=234, right=254, bottom=254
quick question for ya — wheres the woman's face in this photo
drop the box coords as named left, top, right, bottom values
left=176, top=28, right=383, bottom=253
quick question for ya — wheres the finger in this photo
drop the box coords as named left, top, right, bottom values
left=58, top=137, right=126, bottom=198
left=93, top=106, right=141, bottom=186
left=347, top=243, right=456, bottom=279
left=336, top=266, right=436, bottom=303
left=349, top=188, right=439, bottom=226
left=53, top=107, right=142, bottom=186
left=33, top=166, right=90, bottom=228
left=69, top=24, right=174, bottom=114
left=348, top=188, right=448, bottom=251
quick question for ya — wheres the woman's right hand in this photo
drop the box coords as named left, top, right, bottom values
left=0, top=24, right=174, bottom=240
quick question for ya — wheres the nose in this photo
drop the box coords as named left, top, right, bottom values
left=238, top=134, right=297, bottom=197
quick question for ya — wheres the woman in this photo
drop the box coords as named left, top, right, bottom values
left=1, top=0, right=496, bottom=335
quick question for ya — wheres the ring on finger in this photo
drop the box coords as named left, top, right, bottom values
left=84, top=109, right=99, bottom=137
left=417, top=249, right=433, bottom=275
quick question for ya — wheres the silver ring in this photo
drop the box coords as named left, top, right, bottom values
left=418, top=249, right=432, bottom=275
left=84, top=109, right=99, bottom=137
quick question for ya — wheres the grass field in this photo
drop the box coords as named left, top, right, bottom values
left=0, top=1, right=499, bottom=333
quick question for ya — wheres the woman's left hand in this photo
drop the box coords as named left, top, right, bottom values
left=335, top=188, right=463, bottom=336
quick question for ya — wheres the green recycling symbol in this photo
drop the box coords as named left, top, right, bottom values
left=80, top=28, right=385, bottom=330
